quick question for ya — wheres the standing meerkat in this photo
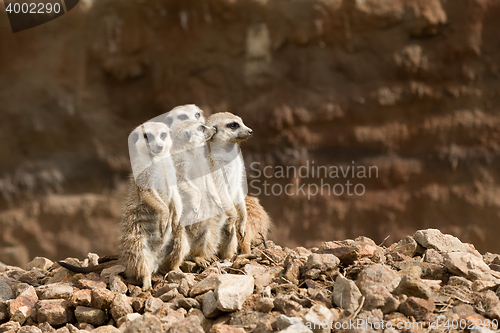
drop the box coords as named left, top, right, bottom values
left=169, top=120, right=224, bottom=268
left=60, top=122, right=183, bottom=291
left=242, top=196, right=272, bottom=253
left=164, top=104, right=206, bottom=128
left=206, top=112, right=253, bottom=258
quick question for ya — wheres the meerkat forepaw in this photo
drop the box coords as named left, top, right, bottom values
left=193, top=257, right=210, bottom=268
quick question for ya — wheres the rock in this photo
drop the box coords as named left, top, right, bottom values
left=304, top=254, right=339, bottom=272
left=178, top=279, right=189, bottom=297
left=153, top=283, right=177, bottom=298
left=0, top=321, right=21, bottom=333
left=0, top=280, right=14, bottom=301
left=399, top=297, right=435, bottom=320
left=116, top=313, right=142, bottom=328
left=18, top=326, right=43, bottom=333
left=175, top=298, right=199, bottom=311
left=159, top=289, right=179, bottom=302
left=414, top=229, right=468, bottom=253
left=229, top=310, right=275, bottom=332
left=277, top=325, right=313, bottom=333
left=74, top=306, right=107, bottom=326
left=209, top=324, right=246, bottom=333
left=110, top=294, right=133, bottom=321
left=76, top=278, right=107, bottom=290
left=91, top=288, right=115, bottom=309
left=167, top=316, right=204, bottom=333
left=276, top=314, right=302, bottom=330
left=124, top=313, right=163, bottom=333
left=109, top=276, right=128, bottom=294
left=423, top=249, right=444, bottom=265
left=37, top=322, right=54, bottom=333
left=302, top=304, right=334, bottom=333
left=36, top=300, right=72, bottom=326
left=26, top=258, right=54, bottom=273
left=92, top=326, right=120, bottom=333
left=69, top=289, right=91, bottom=307
left=357, top=264, right=401, bottom=292
left=443, top=252, right=491, bottom=280
left=390, top=236, right=418, bottom=257
left=320, top=246, right=359, bottom=265
left=12, top=305, right=31, bottom=324
left=255, top=297, right=274, bottom=312
left=0, top=301, right=7, bottom=322
left=166, top=271, right=186, bottom=284
left=9, top=285, right=38, bottom=323
left=189, top=275, right=217, bottom=297
left=393, top=275, right=432, bottom=299
left=202, top=291, right=220, bottom=318
left=215, top=275, right=254, bottom=312
left=100, top=265, right=125, bottom=279
left=144, top=297, right=163, bottom=313
left=36, top=284, right=73, bottom=300
left=332, top=274, right=362, bottom=313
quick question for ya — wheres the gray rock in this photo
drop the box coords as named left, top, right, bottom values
left=110, top=294, right=133, bottom=321
left=391, top=236, right=418, bottom=257
left=276, top=314, right=302, bottom=330
left=304, top=254, right=340, bottom=272
left=443, top=252, right=491, bottom=280
left=144, top=297, right=163, bottom=313
left=215, top=274, right=254, bottom=312
left=393, top=275, right=432, bottom=299
left=36, top=284, right=74, bottom=300
left=414, top=229, right=468, bottom=253
left=26, top=258, right=54, bottom=272
left=333, top=274, right=362, bottom=313
left=159, top=288, right=179, bottom=302
left=74, top=306, right=107, bottom=326
left=166, top=315, right=204, bottom=333
left=124, top=313, right=163, bottom=333
left=0, top=279, right=14, bottom=301
left=202, top=290, right=220, bottom=318
left=302, top=304, right=334, bottom=333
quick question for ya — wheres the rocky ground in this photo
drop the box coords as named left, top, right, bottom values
left=1, top=230, right=500, bottom=333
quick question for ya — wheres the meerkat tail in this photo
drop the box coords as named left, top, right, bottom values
left=57, top=260, right=120, bottom=273
left=98, top=255, right=120, bottom=264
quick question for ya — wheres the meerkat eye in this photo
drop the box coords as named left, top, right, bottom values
left=143, top=134, right=148, bottom=140
left=195, top=113, right=200, bottom=119
left=227, top=122, right=240, bottom=130
left=198, top=126, right=205, bottom=132
left=160, top=132, right=166, bottom=140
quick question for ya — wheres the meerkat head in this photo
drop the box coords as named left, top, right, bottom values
left=172, top=120, right=216, bottom=151
left=129, top=122, right=172, bottom=157
left=164, top=104, right=206, bottom=128
left=206, top=112, right=253, bottom=143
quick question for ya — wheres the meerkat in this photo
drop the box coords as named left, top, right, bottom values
left=205, top=112, right=253, bottom=259
left=168, top=120, right=227, bottom=268
left=164, top=104, right=206, bottom=128
left=241, top=196, right=272, bottom=253
left=59, top=122, right=183, bottom=291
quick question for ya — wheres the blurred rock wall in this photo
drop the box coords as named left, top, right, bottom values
left=1, top=0, right=500, bottom=266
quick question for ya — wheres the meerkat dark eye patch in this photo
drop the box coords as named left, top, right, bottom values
left=227, top=122, right=240, bottom=130
left=160, top=132, right=167, bottom=140
left=178, top=114, right=189, bottom=121
left=195, top=113, right=200, bottom=119
left=144, top=133, right=154, bottom=142
left=166, top=117, right=174, bottom=127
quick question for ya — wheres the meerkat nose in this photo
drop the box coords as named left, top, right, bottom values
left=156, top=145, right=163, bottom=150
left=248, top=129, right=253, bottom=135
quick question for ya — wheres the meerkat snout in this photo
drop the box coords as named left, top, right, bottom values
left=207, top=112, right=253, bottom=143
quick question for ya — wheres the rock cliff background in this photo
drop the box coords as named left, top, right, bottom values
left=1, top=0, right=500, bottom=267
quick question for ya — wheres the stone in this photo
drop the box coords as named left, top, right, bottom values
left=0, top=322, right=21, bottom=333
left=124, top=313, right=163, bottom=333
left=91, top=288, right=115, bottom=309
left=178, top=279, right=189, bottom=297
left=209, top=324, right=246, bottom=333
left=229, top=310, right=275, bottom=332
left=332, top=274, right=362, bottom=313
left=0, top=280, right=14, bottom=302
left=215, top=275, right=254, bottom=312
left=189, top=275, right=217, bottom=297
left=36, top=284, right=73, bottom=300
left=357, top=264, right=401, bottom=292
left=423, top=249, right=444, bottom=265
left=36, top=300, right=72, bottom=326
left=304, top=254, right=339, bottom=272
left=116, top=313, right=142, bottom=328
left=399, top=297, right=435, bottom=320
left=144, top=297, right=163, bottom=313
left=390, top=236, right=418, bottom=257
left=167, top=315, right=204, bottom=333
left=443, top=252, right=491, bottom=280
left=255, top=297, right=274, bottom=312
left=166, top=271, right=185, bottom=284
left=91, top=326, right=120, bottom=333
left=175, top=298, right=200, bottom=311
left=69, top=289, right=91, bottom=307
left=320, top=246, right=359, bottom=265
left=109, top=276, right=128, bottom=294
left=0, top=301, right=7, bottom=322
left=100, top=265, right=125, bottom=279
left=203, top=291, right=220, bottom=318
left=37, top=322, right=54, bottom=333
left=393, top=275, right=432, bottom=299
left=153, top=283, right=177, bottom=298
left=277, top=326, right=313, bottom=333
left=414, top=229, right=468, bottom=253
left=76, top=278, right=107, bottom=290
left=110, top=294, right=133, bottom=321
left=26, top=258, right=54, bottom=273
left=9, top=285, right=38, bottom=322
left=11, top=305, right=30, bottom=324
left=159, top=289, right=179, bottom=302
left=302, top=304, right=334, bottom=333
left=276, top=314, right=302, bottom=330
left=18, top=326, right=42, bottom=333
left=74, top=306, right=107, bottom=326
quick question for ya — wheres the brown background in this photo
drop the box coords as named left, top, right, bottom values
left=1, top=0, right=500, bottom=267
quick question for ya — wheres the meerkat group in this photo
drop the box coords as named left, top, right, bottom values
left=58, top=105, right=271, bottom=290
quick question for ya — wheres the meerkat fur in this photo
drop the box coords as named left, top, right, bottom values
left=164, top=104, right=206, bottom=128
left=242, top=196, right=272, bottom=253
left=206, top=112, right=253, bottom=258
